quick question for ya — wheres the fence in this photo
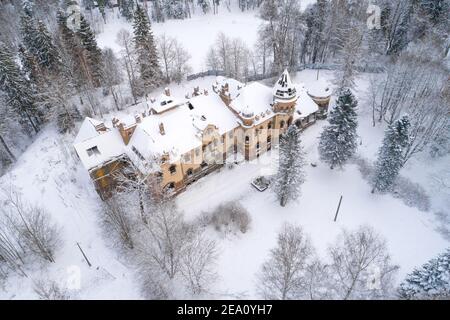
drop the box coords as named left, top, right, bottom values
left=186, top=63, right=384, bottom=83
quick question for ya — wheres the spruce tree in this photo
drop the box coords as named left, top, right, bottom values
left=76, top=15, right=103, bottom=87
left=318, top=88, right=358, bottom=169
left=119, top=0, right=135, bottom=21
left=34, top=20, right=60, bottom=72
left=371, top=115, right=410, bottom=193
left=398, top=249, right=450, bottom=300
left=133, top=4, right=162, bottom=92
left=0, top=43, right=40, bottom=134
left=274, top=125, right=306, bottom=207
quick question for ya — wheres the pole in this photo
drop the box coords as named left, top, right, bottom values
left=77, top=242, right=92, bottom=267
left=334, top=195, right=343, bottom=222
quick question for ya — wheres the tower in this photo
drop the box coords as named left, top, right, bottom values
left=272, top=69, right=297, bottom=113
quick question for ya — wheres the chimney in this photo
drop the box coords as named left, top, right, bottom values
left=164, top=87, right=170, bottom=96
left=159, top=122, right=165, bottom=135
left=135, top=114, right=141, bottom=123
left=112, top=117, right=119, bottom=128
left=204, top=89, right=209, bottom=96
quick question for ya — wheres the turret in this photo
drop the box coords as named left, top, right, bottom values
left=272, top=69, right=297, bottom=113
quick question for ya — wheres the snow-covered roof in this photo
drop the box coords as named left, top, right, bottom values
left=127, top=92, right=239, bottom=167
left=273, top=69, right=297, bottom=103
left=74, top=117, right=103, bottom=144
left=294, top=83, right=319, bottom=119
left=148, top=93, right=184, bottom=114
left=74, top=129, right=125, bottom=171
left=305, top=78, right=332, bottom=98
left=230, top=82, right=274, bottom=125
left=74, top=75, right=321, bottom=173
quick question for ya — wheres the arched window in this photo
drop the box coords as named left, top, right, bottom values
left=280, top=120, right=285, bottom=129
left=256, top=142, right=260, bottom=150
left=169, top=165, right=176, bottom=175
left=268, top=122, right=272, bottom=130
left=267, top=136, right=271, bottom=143
left=165, top=182, right=175, bottom=190
left=245, top=136, right=250, bottom=144
left=186, top=168, right=193, bottom=176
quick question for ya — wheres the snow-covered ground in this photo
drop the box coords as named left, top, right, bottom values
left=1, top=3, right=449, bottom=298
left=97, top=1, right=318, bottom=73
left=97, top=7, right=262, bottom=73
left=176, top=71, right=450, bottom=298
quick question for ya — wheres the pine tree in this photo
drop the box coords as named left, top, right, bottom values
left=164, top=0, right=185, bottom=19
left=274, top=125, right=306, bottom=207
left=0, top=43, right=40, bottom=134
left=34, top=20, right=60, bottom=72
left=398, top=249, right=450, bottom=300
left=133, top=5, right=162, bottom=92
left=76, top=15, right=103, bottom=87
left=318, top=88, right=358, bottom=169
left=119, top=0, right=135, bottom=21
left=20, top=1, right=39, bottom=59
left=371, top=115, right=410, bottom=193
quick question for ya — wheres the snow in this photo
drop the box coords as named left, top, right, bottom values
left=295, top=84, right=319, bottom=118
left=97, top=9, right=263, bottom=73
left=74, top=128, right=125, bottom=171
left=2, top=69, right=448, bottom=300
left=73, top=117, right=103, bottom=144
left=231, top=82, right=274, bottom=123
left=0, top=126, right=139, bottom=299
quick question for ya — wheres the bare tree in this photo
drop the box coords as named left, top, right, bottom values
left=327, top=225, right=399, bottom=300
left=304, top=259, right=332, bottom=300
left=102, top=196, right=134, bottom=249
left=180, top=231, right=217, bottom=296
left=101, top=48, right=123, bottom=111
left=33, top=278, right=71, bottom=300
left=372, top=54, right=449, bottom=164
left=2, top=187, right=61, bottom=263
left=158, top=34, right=192, bottom=84
left=116, top=29, right=138, bottom=103
left=0, top=216, right=27, bottom=277
left=257, top=223, right=314, bottom=300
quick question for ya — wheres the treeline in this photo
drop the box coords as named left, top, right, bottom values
left=0, top=0, right=189, bottom=173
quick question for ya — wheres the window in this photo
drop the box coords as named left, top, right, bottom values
left=169, top=165, right=176, bottom=175
left=165, top=182, right=175, bottom=190
left=184, top=153, right=191, bottom=163
left=186, top=168, right=193, bottom=176
left=256, top=142, right=260, bottom=150
left=280, top=120, right=285, bottom=128
left=132, top=146, right=145, bottom=161
left=268, top=122, right=272, bottom=129
left=87, top=146, right=100, bottom=156
left=201, top=161, right=208, bottom=169
left=267, top=136, right=271, bottom=143
left=245, top=136, right=250, bottom=144
left=188, top=102, right=194, bottom=110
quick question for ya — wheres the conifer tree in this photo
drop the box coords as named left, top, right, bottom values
left=119, top=0, right=135, bottom=21
left=133, top=4, right=162, bottom=93
left=274, top=125, right=306, bottom=207
left=76, top=15, right=103, bottom=87
left=0, top=43, right=40, bottom=134
left=371, top=115, right=410, bottom=193
left=34, top=20, right=60, bottom=72
left=318, top=88, right=358, bottom=169
left=398, top=249, right=450, bottom=300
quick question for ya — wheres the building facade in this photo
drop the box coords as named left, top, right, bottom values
left=73, top=70, right=331, bottom=199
